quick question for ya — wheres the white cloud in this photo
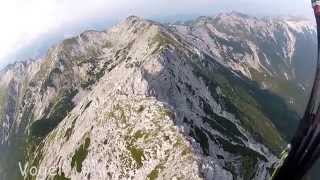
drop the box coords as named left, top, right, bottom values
left=0, top=0, right=218, bottom=63
left=0, top=0, right=57, bottom=60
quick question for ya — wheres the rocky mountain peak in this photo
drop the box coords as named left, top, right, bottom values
left=0, top=13, right=316, bottom=180
left=283, top=18, right=315, bottom=33
left=125, top=15, right=144, bottom=22
left=216, top=11, right=258, bottom=22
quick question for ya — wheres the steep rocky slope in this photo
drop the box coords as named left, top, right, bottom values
left=173, top=12, right=316, bottom=115
left=0, top=13, right=316, bottom=180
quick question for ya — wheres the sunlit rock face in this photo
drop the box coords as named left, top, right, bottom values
left=172, top=12, right=316, bottom=114
left=0, top=13, right=316, bottom=180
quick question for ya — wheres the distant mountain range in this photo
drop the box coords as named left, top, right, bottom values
left=0, top=12, right=317, bottom=180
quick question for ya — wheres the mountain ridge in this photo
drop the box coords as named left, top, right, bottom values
left=0, top=13, right=316, bottom=179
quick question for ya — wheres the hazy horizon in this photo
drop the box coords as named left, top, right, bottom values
left=0, top=0, right=313, bottom=69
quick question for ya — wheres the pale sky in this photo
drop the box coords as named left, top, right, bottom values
left=0, top=0, right=313, bottom=67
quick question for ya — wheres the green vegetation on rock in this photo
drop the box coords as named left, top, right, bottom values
left=150, top=31, right=185, bottom=53
left=147, top=164, right=164, bottom=180
left=71, top=137, right=91, bottom=172
left=64, top=116, right=78, bottom=141
left=29, top=89, right=77, bottom=139
left=103, top=41, right=113, bottom=49
left=190, top=126, right=209, bottom=156
left=128, top=146, right=145, bottom=168
left=53, top=171, right=70, bottom=180
left=191, top=56, right=286, bottom=153
left=215, top=136, right=265, bottom=179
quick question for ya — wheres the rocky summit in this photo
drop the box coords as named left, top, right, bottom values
left=0, top=13, right=316, bottom=180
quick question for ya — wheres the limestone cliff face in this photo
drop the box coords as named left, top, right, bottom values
left=0, top=14, right=314, bottom=180
left=172, top=12, right=316, bottom=113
